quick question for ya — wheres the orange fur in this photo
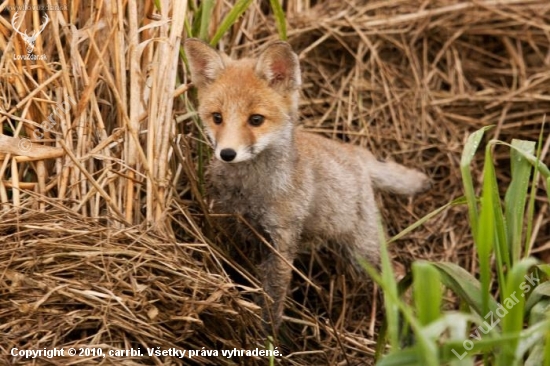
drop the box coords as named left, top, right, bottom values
left=184, top=38, right=429, bottom=332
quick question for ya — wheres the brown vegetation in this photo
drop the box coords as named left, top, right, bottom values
left=1, top=0, right=549, bottom=364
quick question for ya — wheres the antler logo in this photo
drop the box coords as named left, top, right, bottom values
left=11, top=12, right=49, bottom=54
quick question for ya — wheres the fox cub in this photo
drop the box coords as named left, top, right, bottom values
left=184, top=38, right=429, bottom=331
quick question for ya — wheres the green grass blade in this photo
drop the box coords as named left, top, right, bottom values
left=432, top=262, right=499, bottom=317
left=460, top=126, right=492, bottom=240
left=525, top=121, right=545, bottom=256
left=363, top=280, right=439, bottom=366
left=487, top=142, right=509, bottom=299
left=388, top=196, right=466, bottom=245
left=477, top=144, right=499, bottom=314
left=209, top=0, right=254, bottom=46
left=415, top=331, right=439, bottom=366
left=444, top=314, right=476, bottom=366
left=494, top=141, right=550, bottom=179
left=443, top=333, right=522, bottom=361
left=375, top=318, right=389, bottom=361
left=421, top=313, right=476, bottom=365
left=198, top=0, right=215, bottom=41
left=375, top=273, right=415, bottom=361
left=528, top=300, right=550, bottom=326
left=191, top=5, right=202, bottom=39
left=363, top=226, right=438, bottom=365
left=269, top=0, right=287, bottom=40
left=377, top=348, right=419, bottom=366
left=538, top=264, right=550, bottom=277
left=184, top=17, right=194, bottom=39
left=519, top=314, right=550, bottom=365
left=525, top=281, right=550, bottom=313
left=545, top=320, right=550, bottom=366
left=440, top=319, right=547, bottom=365
left=377, top=340, right=443, bottom=366
left=499, top=257, right=539, bottom=364
left=379, top=312, right=531, bottom=365
left=493, top=138, right=550, bottom=252
left=505, top=140, right=535, bottom=264
left=267, top=336, right=275, bottom=366
left=377, top=220, right=400, bottom=349
left=526, top=344, right=544, bottom=366
left=413, top=261, right=441, bottom=326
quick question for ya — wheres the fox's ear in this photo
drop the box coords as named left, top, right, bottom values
left=184, top=38, right=225, bottom=88
left=255, top=42, right=301, bottom=91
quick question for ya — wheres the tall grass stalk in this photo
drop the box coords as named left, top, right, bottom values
left=374, top=124, right=549, bottom=366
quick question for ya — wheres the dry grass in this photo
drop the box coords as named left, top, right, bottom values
left=1, top=0, right=549, bottom=365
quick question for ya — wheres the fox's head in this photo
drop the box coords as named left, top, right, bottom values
left=184, top=38, right=301, bottom=163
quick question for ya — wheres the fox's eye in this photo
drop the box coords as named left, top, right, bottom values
left=212, top=113, right=223, bottom=125
left=249, top=114, right=265, bottom=127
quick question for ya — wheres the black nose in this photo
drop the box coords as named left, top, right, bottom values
left=220, top=148, right=237, bottom=162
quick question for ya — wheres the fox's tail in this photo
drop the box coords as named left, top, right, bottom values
left=365, top=152, right=430, bottom=196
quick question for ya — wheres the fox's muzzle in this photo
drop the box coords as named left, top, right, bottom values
left=219, top=148, right=237, bottom=162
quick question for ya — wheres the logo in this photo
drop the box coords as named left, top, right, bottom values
left=11, top=11, right=49, bottom=56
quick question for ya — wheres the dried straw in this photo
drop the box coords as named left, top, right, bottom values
left=1, top=0, right=549, bottom=364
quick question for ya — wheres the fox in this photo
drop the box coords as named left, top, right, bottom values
left=184, top=38, right=430, bottom=332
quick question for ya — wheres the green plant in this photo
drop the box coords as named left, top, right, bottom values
left=367, top=123, right=550, bottom=366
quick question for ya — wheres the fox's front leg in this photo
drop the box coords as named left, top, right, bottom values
left=260, top=229, right=299, bottom=332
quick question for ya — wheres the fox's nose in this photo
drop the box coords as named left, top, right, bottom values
left=220, top=148, right=237, bottom=162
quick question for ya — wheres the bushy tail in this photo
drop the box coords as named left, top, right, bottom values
left=366, top=152, right=430, bottom=196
